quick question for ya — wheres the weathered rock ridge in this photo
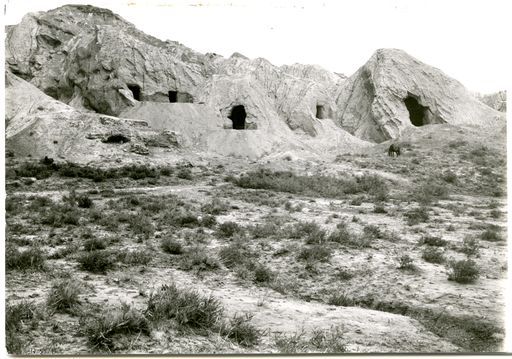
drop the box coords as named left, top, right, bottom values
left=5, top=71, right=180, bottom=162
left=335, top=49, right=505, bottom=142
left=476, top=91, right=507, bottom=113
left=4, top=4, right=506, bottom=158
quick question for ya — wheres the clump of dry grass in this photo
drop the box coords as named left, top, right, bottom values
left=448, top=259, right=479, bottom=284
left=145, top=283, right=223, bottom=332
left=47, top=278, right=82, bottom=314
left=81, top=303, right=150, bottom=352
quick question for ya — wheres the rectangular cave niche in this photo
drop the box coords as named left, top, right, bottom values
left=168, top=91, right=177, bottom=103
left=168, top=90, right=194, bottom=103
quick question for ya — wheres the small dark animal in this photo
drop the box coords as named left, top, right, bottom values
left=388, top=144, right=401, bottom=157
left=41, top=156, right=54, bottom=165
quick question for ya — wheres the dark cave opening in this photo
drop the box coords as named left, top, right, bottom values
left=404, top=96, right=428, bottom=126
left=168, top=90, right=194, bottom=103
left=103, top=134, right=130, bottom=144
left=168, top=91, right=178, bottom=103
left=128, top=84, right=141, bottom=101
left=316, top=105, right=327, bottom=119
left=228, top=105, right=247, bottom=130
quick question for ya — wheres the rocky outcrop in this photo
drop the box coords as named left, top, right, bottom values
left=5, top=71, right=180, bottom=162
left=477, top=91, right=506, bottom=112
left=6, top=68, right=370, bottom=161
left=4, top=5, right=505, bottom=153
left=335, top=49, right=505, bottom=142
left=5, top=4, right=343, bottom=137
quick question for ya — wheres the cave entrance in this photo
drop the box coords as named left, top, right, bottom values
left=168, top=90, right=194, bottom=103
left=128, top=84, right=141, bottom=101
left=168, top=91, right=177, bottom=103
left=404, top=96, right=428, bottom=126
left=316, top=105, right=327, bottom=119
left=228, top=105, right=246, bottom=130
left=104, top=134, right=130, bottom=144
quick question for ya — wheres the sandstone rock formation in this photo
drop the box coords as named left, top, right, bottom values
left=335, top=49, right=505, bottom=142
left=5, top=71, right=179, bottom=162
left=477, top=91, right=507, bottom=113
left=4, top=4, right=506, bottom=160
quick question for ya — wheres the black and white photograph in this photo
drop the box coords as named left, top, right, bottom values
left=2, top=0, right=510, bottom=355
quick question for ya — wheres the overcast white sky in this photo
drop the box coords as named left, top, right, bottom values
left=3, top=0, right=511, bottom=93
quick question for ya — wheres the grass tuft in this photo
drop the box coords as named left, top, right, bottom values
left=47, top=278, right=82, bottom=314
left=448, top=259, right=479, bottom=284
left=145, top=283, right=223, bottom=331
left=81, top=303, right=150, bottom=352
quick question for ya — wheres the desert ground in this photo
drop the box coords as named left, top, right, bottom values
left=4, top=123, right=507, bottom=354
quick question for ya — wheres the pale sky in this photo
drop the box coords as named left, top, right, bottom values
left=3, top=0, right=511, bottom=93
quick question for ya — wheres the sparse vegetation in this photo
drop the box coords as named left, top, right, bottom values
left=180, top=246, right=221, bottom=271
left=460, top=236, right=480, bottom=256
left=201, top=198, right=229, bottom=214
left=128, top=213, right=155, bottom=239
left=78, top=250, right=115, bottom=273
left=145, top=283, right=223, bottom=331
left=404, top=206, right=429, bottom=226
left=177, top=167, right=193, bottom=180
left=419, top=235, right=448, bottom=247
left=328, top=291, right=355, bottom=307
left=298, top=245, right=332, bottom=262
left=411, top=182, right=449, bottom=204
left=41, top=204, right=81, bottom=227
left=218, top=241, right=255, bottom=268
left=216, top=221, right=244, bottom=238
left=47, top=278, right=82, bottom=314
left=77, top=194, right=94, bottom=208
left=116, top=250, right=152, bottom=266
left=5, top=134, right=506, bottom=354
left=480, top=228, right=504, bottom=242
left=81, top=303, right=150, bottom=351
left=6, top=246, right=46, bottom=271
left=422, top=247, right=445, bottom=264
left=308, top=326, right=347, bottom=353
left=11, top=160, right=186, bottom=183
left=6, top=301, right=43, bottom=354
left=161, top=238, right=184, bottom=254
left=252, top=262, right=275, bottom=283
left=448, top=259, right=479, bottom=284
left=221, top=313, right=261, bottom=347
left=83, top=237, right=108, bottom=251
left=274, top=326, right=346, bottom=353
left=397, top=254, right=416, bottom=270
left=249, top=221, right=280, bottom=239
left=230, top=170, right=388, bottom=200
left=327, top=223, right=373, bottom=248
left=288, top=221, right=326, bottom=244
left=373, top=204, right=387, bottom=213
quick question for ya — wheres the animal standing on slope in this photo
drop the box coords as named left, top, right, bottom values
left=388, top=143, right=401, bottom=157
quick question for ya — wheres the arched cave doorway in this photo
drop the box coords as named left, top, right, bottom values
left=127, top=84, right=141, bottom=101
left=316, top=104, right=328, bottom=119
left=228, top=105, right=246, bottom=130
left=404, top=96, right=428, bottom=126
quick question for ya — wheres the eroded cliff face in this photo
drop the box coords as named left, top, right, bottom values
left=335, top=49, right=504, bottom=142
left=5, top=5, right=505, bottom=152
left=6, top=5, right=211, bottom=116
left=477, top=91, right=507, bottom=113
left=5, top=4, right=343, bottom=138
left=5, top=72, right=180, bottom=162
